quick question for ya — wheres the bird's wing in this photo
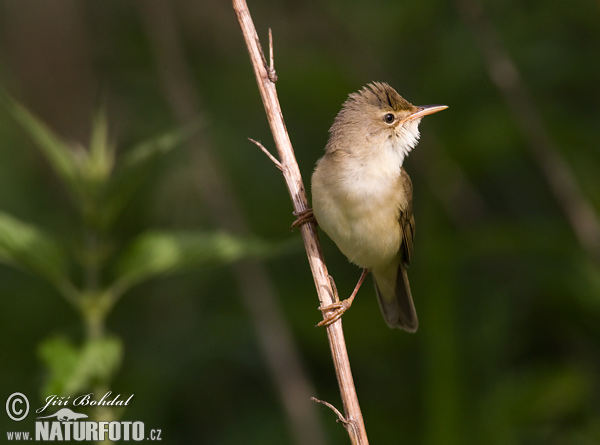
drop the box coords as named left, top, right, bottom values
left=399, top=167, right=415, bottom=265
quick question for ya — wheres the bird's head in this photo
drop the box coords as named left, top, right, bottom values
left=328, top=82, right=447, bottom=164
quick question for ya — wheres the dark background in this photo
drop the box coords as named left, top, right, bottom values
left=1, top=0, right=599, bottom=443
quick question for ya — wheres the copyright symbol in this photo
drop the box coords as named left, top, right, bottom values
left=6, top=392, right=29, bottom=421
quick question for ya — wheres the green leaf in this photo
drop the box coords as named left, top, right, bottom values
left=37, top=336, right=80, bottom=397
left=100, top=124, right=194, bottom=228
left=3, top=95, right=82, bottom=195
left=0, top=212, right=70, bottom=286
left=113, top=230, right=273, bottom=293
left=120, top=122, right=197, bottom=173
left=38, top=336, right=123, bottom=397
left=87, top=110, right=115, bottom=186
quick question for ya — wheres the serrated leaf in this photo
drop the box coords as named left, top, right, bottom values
left=0, top=212, right=70, bottom=286
left=38, top=336, right=123, bottom=397
left=113, top=230, right=272, bottom=293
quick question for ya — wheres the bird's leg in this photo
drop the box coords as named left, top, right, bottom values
left=290, top=208, right=316, bottom=230
left=317, top=268, right=369, bottom=327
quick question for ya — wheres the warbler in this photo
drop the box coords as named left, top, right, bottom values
left=311, top=82, right=447, bottom=331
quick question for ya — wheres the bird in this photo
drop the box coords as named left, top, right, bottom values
left=310, top=82, right=447, bottom=331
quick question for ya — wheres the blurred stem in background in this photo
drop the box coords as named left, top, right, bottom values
left=455, top=0, right=600, bottom=262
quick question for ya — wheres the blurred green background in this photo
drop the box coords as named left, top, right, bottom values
left=1, top=0, right=599, bottom=443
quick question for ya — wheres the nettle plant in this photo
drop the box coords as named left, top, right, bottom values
left=0, top=97, right=272, bottom=418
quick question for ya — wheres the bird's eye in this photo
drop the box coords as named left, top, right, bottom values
left=383, top=113, right=395, bottom=124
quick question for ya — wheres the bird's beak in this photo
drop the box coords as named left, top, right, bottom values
left=405, top=104, right=448, bottom=122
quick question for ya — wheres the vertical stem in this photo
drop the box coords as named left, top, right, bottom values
left=82, top=223, right=106, bottom=341
left=84, top=229, right=101, bottom=294
left=233, top=1, right=368, bottom=443
left=85, top=305, right=105, bottom=340
left=81, top=224, right=113, bottom=444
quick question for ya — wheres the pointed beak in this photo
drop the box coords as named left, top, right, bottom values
left=405, top=104, right=448, bottom=122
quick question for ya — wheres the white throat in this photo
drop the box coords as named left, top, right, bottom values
left=392, top=119, right=421, bottom=166
left=345, top=120, right=421, bottom=197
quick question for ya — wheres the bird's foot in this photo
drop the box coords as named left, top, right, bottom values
left=290, top=208, right=315, bottom=230
left=316, top=269, right=369, bottom=327
left=317, top=298, right=355, bottom=327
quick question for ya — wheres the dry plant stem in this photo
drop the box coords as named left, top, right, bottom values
left=233, top=0, right=368, bottom=443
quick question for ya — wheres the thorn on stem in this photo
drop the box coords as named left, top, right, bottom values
left=248, top=138, right=283, bottom=170
left=311, top=397, right=349, bottom=425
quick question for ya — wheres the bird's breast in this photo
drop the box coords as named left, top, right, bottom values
left=312, top=152, right=406, bottom=269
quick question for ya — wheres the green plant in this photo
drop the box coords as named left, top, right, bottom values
left=0, top=96, right=274, bottom=416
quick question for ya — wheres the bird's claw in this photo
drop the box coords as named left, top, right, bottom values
left=291, top=208, right=316, bottom=230
left=316, top=299, right=354, bottom=327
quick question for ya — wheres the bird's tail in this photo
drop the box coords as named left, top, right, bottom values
left=373, top=261, right=418, bottom=332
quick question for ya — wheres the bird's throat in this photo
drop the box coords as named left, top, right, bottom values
left=392, top=119, right=421, bottom=163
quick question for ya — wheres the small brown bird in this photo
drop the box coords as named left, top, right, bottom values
left=311, top=82, right=447, bottom=331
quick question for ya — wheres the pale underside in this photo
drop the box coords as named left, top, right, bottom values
left=312, top=119, right=418, bottom=270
